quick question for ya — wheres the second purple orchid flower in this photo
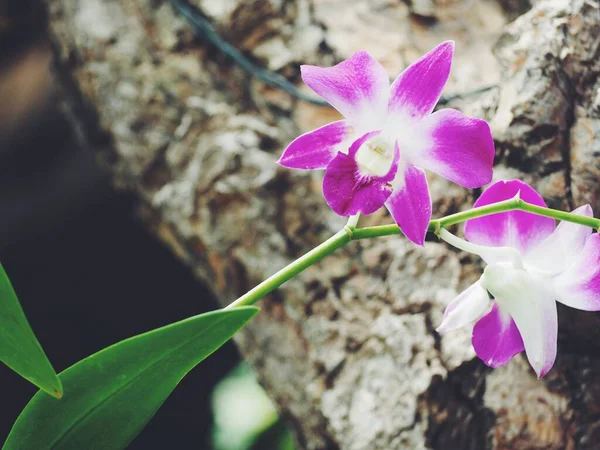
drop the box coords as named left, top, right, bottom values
left=437, top=180, right=600, bottom=378
left=278, top=41, right=495, bottom=245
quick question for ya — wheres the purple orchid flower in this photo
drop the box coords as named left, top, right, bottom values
left=278, top=42, right=495, bottom=245
left=437, top=180, right=600, bottom=377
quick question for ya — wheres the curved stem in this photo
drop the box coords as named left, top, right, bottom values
left=226, top=198, right=600, bottom=308
left=224, top=229, right=351, bottom=309
left=352, top=198, right=600, bottom=240
left=517, top=201, right=600, bottom=229
left=346, top=214, right=360, bottom=228
left=438, top=229, right=524, bottom=269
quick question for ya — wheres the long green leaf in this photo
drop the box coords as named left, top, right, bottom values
left=0, top=263, right=62, bottom=398
left=4, top=306, right=259, bottom=450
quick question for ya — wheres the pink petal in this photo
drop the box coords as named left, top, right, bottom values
left=554, top=232, right=600, bottom=311
left=388, top=41, right=454, bottom=120
left=323, top=132, right=398, bottom=216
left=437, top=282, right=491, bottom=333
left=301, top=51, right=389, bottom=128
left=385, top=163, right=432, bottom=246
left=417, top=109, right=494, bottom=189
left=464, top=180, right=555, bottom=253
left=278, top=120, right=351, bottom=170
left=482, top=265, right=558, bottom=378
left=472, top=303, right=524, bottom=368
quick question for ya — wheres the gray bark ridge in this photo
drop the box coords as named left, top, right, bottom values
left=47, top=0, right=600, bottom=448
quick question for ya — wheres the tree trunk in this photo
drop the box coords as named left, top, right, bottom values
left=46, top=0, right=600, bottom=448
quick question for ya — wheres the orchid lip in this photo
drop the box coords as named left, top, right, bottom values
left=353, top=134, right=396, bottom=177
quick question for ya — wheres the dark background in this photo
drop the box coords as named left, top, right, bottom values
left=0, top=6, right=240, bottom=448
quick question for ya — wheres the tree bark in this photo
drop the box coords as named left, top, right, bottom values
left=46, top=0, right=600, bottom=448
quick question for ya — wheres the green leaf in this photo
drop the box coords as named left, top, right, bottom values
left=0, top=263, right=62, bottom=398
left=4, top=306, right=259, bottom=450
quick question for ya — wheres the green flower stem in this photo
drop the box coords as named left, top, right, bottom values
left=352, top=197, right=600, bottom=240
left=517, top=201, right=600, bottom=229
left=226, top=197, right=600, bottom=309
left=224, top=229, right=351, bottom=309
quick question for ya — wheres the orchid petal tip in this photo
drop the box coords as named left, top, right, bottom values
left=536, top=366, right=550, bottom=379
left=276, top=156, right=292, bottom=169
left=435, top=325, right=447, bottom=334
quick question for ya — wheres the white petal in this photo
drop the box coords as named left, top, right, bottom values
left=525, top=204, right=594, bottom=275
left=437, top=282, right=491, bottom=333
left=481, top=265, right=558, bottom=378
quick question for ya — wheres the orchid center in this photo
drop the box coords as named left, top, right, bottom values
left=355, top=135, right=395, bottom=177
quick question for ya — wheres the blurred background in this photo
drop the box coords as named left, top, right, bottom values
left=0, top=3, right=292, bottom=449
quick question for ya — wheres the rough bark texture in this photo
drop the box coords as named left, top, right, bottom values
left=46, top=0, right=600, bottom=448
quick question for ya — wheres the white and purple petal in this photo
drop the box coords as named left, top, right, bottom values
left=437, top=282, right=491, bottom=333
left=278, top=120, right=352, bottom=170
left=301, top=51, right=389, bottom=129
left=526, top=204, right=594, bottom=275
left=472, top=303, right=524, bottom=368
left=464, top=180, right=555, bottom=253
left=553, top=232, right=600, bottom=311
left=388, top=41, right=454, bottom=121
left=385, top=162, right=432, bottom=246
left=323, top=132, right=398, bottom=216
left=416, top=109, right=494, bottom=189
left=482, top=265, right=558, bottom=378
